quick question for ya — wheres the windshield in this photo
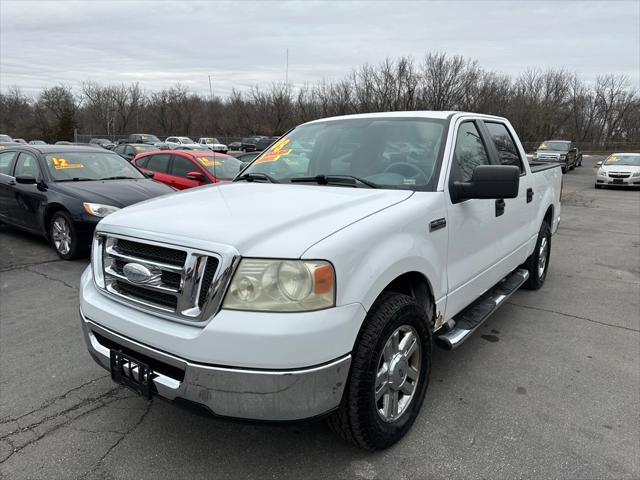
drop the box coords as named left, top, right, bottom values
left=179, top=137, right=195, bottom=144
left=201, top=138, right=220, bottom=144
left=604, top=154, right=640, bottom=166
left=0, top=135, right=13, bottom=142
left=45, top=152, right=145, bottom=181
left=240, top=118, right=446, bottom=190
left=194, top=154, right=243, bottom=180
left=538, top=141, right=570, bottom=151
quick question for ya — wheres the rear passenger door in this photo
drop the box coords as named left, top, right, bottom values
left=0, top=150, right=18, bottom=220
left=481, top=120, right=534, bottom=258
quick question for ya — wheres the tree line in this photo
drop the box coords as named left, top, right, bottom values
left=1, top=52, right=638, bottom=150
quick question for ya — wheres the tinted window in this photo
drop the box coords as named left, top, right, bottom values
left=452, top=122, right=490, bottom=182
left=146, top=154, right=171, bottom=173
left=135, top=156, right=149, bottom=168
left=114, top=145, right=125, bottom=155
left=14, top=152, right=40, bottom=177
left=484, top=122, right=524, bottom=172
left=0, top=151, right=17, bottom=175
left=171, top=155, right=196, bottom=177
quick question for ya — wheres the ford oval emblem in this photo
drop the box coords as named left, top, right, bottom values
left=122, top=263, right=153, bottom=284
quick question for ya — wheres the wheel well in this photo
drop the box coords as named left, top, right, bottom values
left=44, top=204, right=68, bottom=237
left=381, top=272, right=435, bottom=323
left=543, top=205, right=553, bottom=227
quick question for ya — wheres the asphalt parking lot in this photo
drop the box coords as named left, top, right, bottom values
left=1, top=155, right=638, bottom=479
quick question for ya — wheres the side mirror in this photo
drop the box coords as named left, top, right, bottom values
left=15, top=175, right=37, bottom=185
left=144, top=171, right=155, bottom=179
left=186, top=171, right=205, bottom=181
left=596, top=161, right=603, bottom=167
left=451, top=165, right=520, bottom=203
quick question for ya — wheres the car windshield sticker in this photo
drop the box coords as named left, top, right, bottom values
left=255, top=138, right=292, bottom=164
left=539, top=143, right=547, bottom=149
left=198, top=157, right=222, bottom=167
left=51, top=157, right=84, bottom=169
left=608, top=155, right=619, bottom=162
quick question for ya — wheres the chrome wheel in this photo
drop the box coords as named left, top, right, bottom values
left=538, top=236, right=548, bottom=279
left=52, top=217, right=72, bottom=255
left=375, top=325, right=421, bottom=422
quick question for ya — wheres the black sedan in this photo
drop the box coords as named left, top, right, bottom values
left=0, top=145, right=174, bottom=259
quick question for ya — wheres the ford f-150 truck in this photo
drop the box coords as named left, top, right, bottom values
left=79, top=111, right=562, bottom=450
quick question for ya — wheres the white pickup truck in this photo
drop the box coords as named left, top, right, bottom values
left=80, top=111, right=562, bottom=450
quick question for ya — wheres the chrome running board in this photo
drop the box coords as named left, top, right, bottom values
left=435, top=269, right=529, bottom=350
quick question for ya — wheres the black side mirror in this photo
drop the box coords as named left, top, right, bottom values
left=144, top=171, right=155, bottom=179
left=451, top=165, right=520, bottom=203
left=15, top=175, right=37, bottom=185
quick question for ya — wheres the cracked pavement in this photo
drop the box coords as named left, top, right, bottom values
left=1, top=155, right=638, bottom=479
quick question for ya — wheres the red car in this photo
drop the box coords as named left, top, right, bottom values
left=131, top=150, right=243, bottom=190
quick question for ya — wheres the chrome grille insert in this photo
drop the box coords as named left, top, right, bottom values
left=93, top=234, right=238, bottom=324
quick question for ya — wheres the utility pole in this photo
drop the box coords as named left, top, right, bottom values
left=208, top=75, right=214, bottom=101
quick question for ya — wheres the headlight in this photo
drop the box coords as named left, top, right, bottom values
left=598, top=169, right=607, bottom=177
left=222, top=259, right=335, bottom=312
left=632, top=171, right=640, bottom=177
left=559, top=154, right=566, bottom=160
left=83, top=203, right=120, bottom=218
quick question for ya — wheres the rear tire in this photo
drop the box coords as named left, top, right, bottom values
left=328, top=293, right=432, bottom=450
left=523, top=221, right=551, bottom=290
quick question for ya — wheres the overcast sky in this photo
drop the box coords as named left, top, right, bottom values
left=1, top=0, right=638, bottom=98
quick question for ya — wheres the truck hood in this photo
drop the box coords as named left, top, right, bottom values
left=98, top=182, right=413, bottom=257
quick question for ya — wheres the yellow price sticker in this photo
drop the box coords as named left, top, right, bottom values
left=198, top=157, right=222, bottom=167
left=255, top=138, right=292, bottom=164
left=608, top=155, right=619, bottom=162
left=538, top=143, right=547, bottom=149
left=51, top=157, right=84, bottom=169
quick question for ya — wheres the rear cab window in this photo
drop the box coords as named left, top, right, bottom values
left=484, top=122, right=525, bottom=174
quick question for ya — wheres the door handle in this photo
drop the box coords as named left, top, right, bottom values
left=495, top=199, right=505, bottom=217
left=527, top=188, right=534, bottom=203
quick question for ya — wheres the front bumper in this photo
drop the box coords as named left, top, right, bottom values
left=81, top=312, right=351, bottom=421
left=596, top=175, right=640, bottom=186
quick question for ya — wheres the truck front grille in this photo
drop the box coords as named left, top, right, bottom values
left=94, top=234, right=225, bottom=323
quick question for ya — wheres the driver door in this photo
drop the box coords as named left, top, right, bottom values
left=8, top=152, right=46, bottom=232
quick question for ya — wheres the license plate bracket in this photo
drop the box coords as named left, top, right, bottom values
left=110, top=350, right=153, bottom=399
left=612, top=179, right=624, bottom=184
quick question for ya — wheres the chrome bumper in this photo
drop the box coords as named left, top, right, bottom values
left=80, top=312, right=351, bottom=421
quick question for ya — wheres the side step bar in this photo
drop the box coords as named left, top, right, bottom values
left=435, top=269, right=529, bottom=350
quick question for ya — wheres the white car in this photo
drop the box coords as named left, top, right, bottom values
left=197, top=137, right=228, bottom=153
left=164, top=136, right=201, bottom=149
left=595, top=153, right=640, bottom=188
left=80, top=111, right=562, bottom=449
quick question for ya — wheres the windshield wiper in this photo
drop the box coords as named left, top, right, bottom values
left=99, top=176, right=137, bottom=181
left=56, top=178, right=94, bottom=182
left=234, top=172, right=279, bottom=183
left=289, top=175, right=378, bottom=188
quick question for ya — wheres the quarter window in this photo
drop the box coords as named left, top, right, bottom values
left=452, top=122, right=490, bottom=182
left=485, top=122, right=524, bottom=172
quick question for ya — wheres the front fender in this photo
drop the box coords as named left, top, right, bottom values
left=303, top=193, right=448, bottom=314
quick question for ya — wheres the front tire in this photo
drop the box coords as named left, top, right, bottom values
left=328, top=293, right=432, bottom=450
left=50, top=211, right=83, bottom=260
left=523, top=221, right=551, bottom=289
